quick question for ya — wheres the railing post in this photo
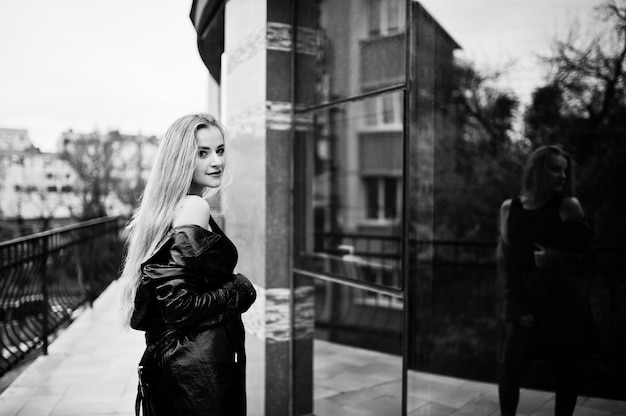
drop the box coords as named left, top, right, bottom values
left=41, top=234, right=49, bottom=355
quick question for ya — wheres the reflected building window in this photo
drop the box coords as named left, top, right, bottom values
left=363, top=94, right=403, bottom=126
left=366, top=0, right=405, bottom=36
left=364, top=176, right=399, bottom=221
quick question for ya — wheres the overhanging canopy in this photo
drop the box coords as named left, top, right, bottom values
left=189, top=0, right=226, bottom=83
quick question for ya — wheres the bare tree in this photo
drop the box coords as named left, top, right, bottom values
left=546, top=0, right=626, bottom=129
left=60, top=133, right=114, bottom=220
left=525, top=0, right=626, bottom=244
left=16, top=187, right=67, bottom=231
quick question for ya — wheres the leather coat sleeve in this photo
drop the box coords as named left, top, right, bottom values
left=144, top=266, right=255, bottom=330
left=141, top=226, right=256, bottom=330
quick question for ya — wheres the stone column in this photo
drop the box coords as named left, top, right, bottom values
left=220, top=0, right=294, bottom=415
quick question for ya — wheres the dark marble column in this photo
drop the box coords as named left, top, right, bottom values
left=218, top=0, right=311, bottom=415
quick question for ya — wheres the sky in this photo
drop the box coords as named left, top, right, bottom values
left=0, top=0, right=607, bottom=153
left=420, top=0, right=605, bottom=103
left=0, top=0, right=208, bottom=152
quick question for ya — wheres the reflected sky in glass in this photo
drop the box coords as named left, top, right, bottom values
left=419, top=0, right=604, bottom=103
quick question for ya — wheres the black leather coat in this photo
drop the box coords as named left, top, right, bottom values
left=131, top=220, right=256, bottom=416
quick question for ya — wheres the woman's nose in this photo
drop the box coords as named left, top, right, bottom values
left=209, top=153, right=222, bottom=166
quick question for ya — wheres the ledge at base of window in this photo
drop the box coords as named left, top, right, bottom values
left=357, top=218, right=401, bottom=227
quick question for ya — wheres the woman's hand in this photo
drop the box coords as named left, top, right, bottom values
left=534, top=244, right=548, bottom=268
left=230, top=273, right=257, bottom=312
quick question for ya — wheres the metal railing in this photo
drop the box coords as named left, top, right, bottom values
left=302, top=231, right=626, bottom=396
left=314, top=231, right=498, bottom=266
left=314, top=230, right=625, bottom=269
left=0, top=216, right=125, bottom=378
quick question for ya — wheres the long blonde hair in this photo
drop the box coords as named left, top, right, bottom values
left=119, top=113, right=229, bottom=327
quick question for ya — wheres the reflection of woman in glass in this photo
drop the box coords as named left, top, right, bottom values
left=119, top=113, right=256, bottom=415
left=497, top=145, right=596, bottom=416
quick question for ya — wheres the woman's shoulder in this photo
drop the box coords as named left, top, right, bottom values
left=173, top=195, right=211, bottom=229
left=500, top=197, right=518, bottom=218
left=559, top=196, right=585, bottom=221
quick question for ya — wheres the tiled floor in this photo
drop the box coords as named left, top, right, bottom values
left=313, top=340, right=626, bottom=416
left=0, top=281, right=624, bottom=416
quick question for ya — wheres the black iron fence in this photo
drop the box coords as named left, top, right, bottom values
left=315, top=231, right=498, bottom=267
left=0, top=216, right=125, bottom=378
left=306, top=231, right=626, bottom=400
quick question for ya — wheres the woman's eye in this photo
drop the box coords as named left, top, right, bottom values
left=217, top=148, right=225, bottom=156
left=199, top=150, right=208, bottom=158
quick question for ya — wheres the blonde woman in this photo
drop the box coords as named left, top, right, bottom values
left=119, top=113, right=256, bottom=416
left=497, top=145, right=596, bottom=416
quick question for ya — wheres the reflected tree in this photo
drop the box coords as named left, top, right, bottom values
left=525, top=0, right=626, bottom=243
left=435, top=61, right=524, bottom=241
left=524, top=2, right=626, bottom=398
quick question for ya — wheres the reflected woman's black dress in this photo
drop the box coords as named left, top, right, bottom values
left=499, top=194, right=596, bottom=416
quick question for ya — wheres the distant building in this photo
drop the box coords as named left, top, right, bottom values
left=0, top=127, right=36, bottom=153
left=0, top=127, right=159, bottom=223
left=58, top=129, right=159, bottom=216
left=0, top=151, right=80, bottom=220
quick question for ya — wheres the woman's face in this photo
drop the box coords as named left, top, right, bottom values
left=188, top=126, right=225, bottom=196
left=544, top=153, right=568, bottom=193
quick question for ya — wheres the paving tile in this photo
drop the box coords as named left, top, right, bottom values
left=367, top=363, right=403, bottom=383
left=450, top=396, right=500, bottom=416
left=314, top=384, right=341, bottom=400
left=352, top=395, right=402, bottom=416
left=517, top=389, right=553, bottom=415
left=582, top=397, right=626, bottom=415
left=16, top=395, right=60, bottom=416
left=0, top=386, right=38, bottom=398
left=366, top=380, right=402, bottom=398
left=459, top=379, right=498, bottom=396
left=315, top=361, right=362, bottom=380
left=565, top=406, right=611, bottom=416
left=409, top=401, right=457, bottom=416
left=314, top=397, right=363, bottom=416
left=0, top=396, right=28, bottom=416
left=410, top=380, right=478, bottom=409
left=327, top=386, right=389, bottom=407
left=316, top=370, right=381, bottom=393
left=415, top=371, right=468, bottom=387
left=407, top=394, right=430, bottom=413
left=49, top=401, right=123, bottom=416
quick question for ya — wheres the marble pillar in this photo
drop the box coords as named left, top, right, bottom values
left=219, top=0, right=297, bottom=414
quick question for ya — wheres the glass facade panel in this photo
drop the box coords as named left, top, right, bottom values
left=406, top=0, right=626, bottom=413
left=293, top=2, right=407, bottom=414
left=295, top=0, right=626, bottom=414
left=294, top=94, right=403, bottom=288
left=293, top=273, right=403, bottom=416
left=295, top=0, right=406, bottom=108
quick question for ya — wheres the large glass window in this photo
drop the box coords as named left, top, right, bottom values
left=295, top=0, right=406, bottom=108
left=294, top=0, right=626, bottom=414
left=406, top=0, right=626, bottom=414
left=294, top=93, right=403, bottom=283
left=294, top=1, right=406, bottom=415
